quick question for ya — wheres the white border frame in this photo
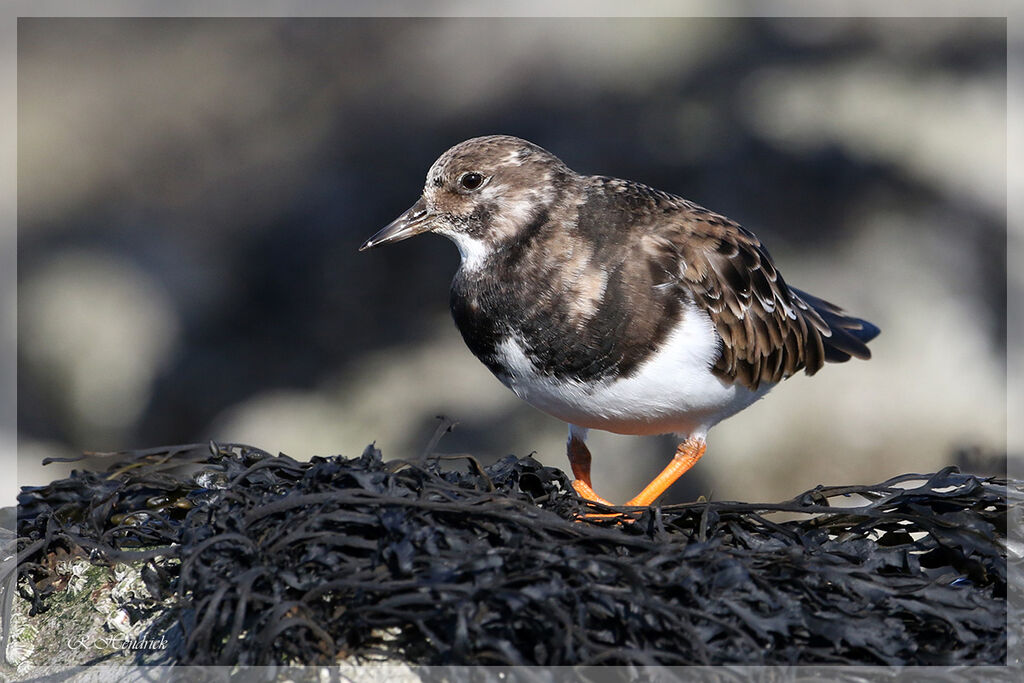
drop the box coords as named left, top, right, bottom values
left=2, top=1, right=1018, bottom=679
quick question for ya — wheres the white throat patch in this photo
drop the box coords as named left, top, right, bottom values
left=438, top=229, right=491, bottom=272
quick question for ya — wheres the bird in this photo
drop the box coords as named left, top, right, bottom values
left=360, top=135, right=879, bottom=507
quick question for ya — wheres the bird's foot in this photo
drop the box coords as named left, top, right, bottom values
left=571, top=479, right=614, bottom=506
left=571, top=480, right=644, bottom=523
left=569, top=436, right=709, bottom=523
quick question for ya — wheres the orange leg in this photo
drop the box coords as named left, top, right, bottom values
left=624, top=436, right=707, bottom=507
left=567, top=431, right=614, bottom=506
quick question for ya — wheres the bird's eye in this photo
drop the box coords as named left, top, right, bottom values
left=459, top=172, right=484, bottom=191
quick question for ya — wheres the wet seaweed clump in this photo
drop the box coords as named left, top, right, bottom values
left=4, top=441, right=1014, bottom=667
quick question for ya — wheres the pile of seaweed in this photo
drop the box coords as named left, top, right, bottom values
left=3, top=441, right=1014, bottom=667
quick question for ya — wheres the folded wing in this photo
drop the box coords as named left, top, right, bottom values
left=643, top=199, right=879, bottom=390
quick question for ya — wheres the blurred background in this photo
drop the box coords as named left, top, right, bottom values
left=16, top=17, right=1009, bottom=505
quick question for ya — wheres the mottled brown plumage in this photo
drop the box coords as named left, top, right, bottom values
left=510, top=171, right=877, bottom=391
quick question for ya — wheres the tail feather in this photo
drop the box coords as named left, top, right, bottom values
left=791, top=287, right=880, bottom=365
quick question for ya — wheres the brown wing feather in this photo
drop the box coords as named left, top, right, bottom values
left=598, top=178, right=878, bottom=390
left=644, top=199, right=863, bottom=391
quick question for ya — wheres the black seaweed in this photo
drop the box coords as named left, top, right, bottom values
left=4, top=442, right=1013, bottom=667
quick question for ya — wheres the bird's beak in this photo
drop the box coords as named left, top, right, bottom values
left=359, top=197, right=434, bottom=251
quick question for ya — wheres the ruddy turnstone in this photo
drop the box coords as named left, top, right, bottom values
left=360, top=135, right=879, bottom=507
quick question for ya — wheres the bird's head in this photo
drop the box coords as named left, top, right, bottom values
left=360, top=135, right=572, bottom=268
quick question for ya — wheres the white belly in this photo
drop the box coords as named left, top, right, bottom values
left=494, top=302, right=773, bottom=437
